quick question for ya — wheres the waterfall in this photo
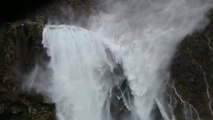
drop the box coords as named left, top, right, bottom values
left=26, top=0, right=212, bottom=120
left=42, top=25, right=118, bottom=120
left=88, top=0, right=212, bottom=120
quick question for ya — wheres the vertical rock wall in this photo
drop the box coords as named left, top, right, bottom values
left=170, top=11, right=213, bottom=120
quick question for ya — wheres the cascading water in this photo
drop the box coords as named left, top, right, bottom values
left=42, top=25, right=115, bottom=120
left=26, top=0, right=213, bottom=120
left=88, top=0, right=212, bottom=120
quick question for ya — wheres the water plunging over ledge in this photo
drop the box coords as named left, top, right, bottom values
left=26, top=0, right=213, bottom=120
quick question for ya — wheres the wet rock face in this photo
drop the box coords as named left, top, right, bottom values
left=0, top=23, right=55, bottom=120
left=15, top=23, right=48, bottom=73
left=101, top=63, right=132, bottom=120
left=170, top=11, right=213, bottom=120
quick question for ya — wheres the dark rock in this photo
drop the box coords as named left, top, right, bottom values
left=0, top=22, right=55, bottom=120
left=169, top=10, right=213, bottom=120
left=0, top=0, right=54, bottom=23
left=103, top=63, right=134, bottom=120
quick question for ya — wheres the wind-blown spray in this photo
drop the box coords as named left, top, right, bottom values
left=25, top=0, right=212, bottom=120
left=27, top=25, right=120, bottom=120
left=89, top=0, right=213, bottom=120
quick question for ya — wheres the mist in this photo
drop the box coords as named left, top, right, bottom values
left=24, top=0, right=213, bottom=120
left=88, top=0, right=213, bottom=119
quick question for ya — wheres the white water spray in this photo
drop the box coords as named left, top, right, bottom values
left=88, top=0, right=212, bottom=120
left=42, top=25, right=115, bottom=120
left=26, top=25, right=122, bottom=120
left=26, top=0, right=212, bottom=120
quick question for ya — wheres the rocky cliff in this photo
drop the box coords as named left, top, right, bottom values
left=170, top=11, right=213, bottom=120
